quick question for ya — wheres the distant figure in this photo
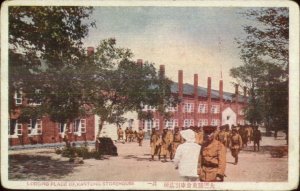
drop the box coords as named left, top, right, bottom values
left=253, top=126, right=262, bottom=152
left=128, top=127, right=133, bottom=142
left=229, top=127, right=243, bottom=165
left=174, top=129, right=200, bottom=181
left=137, top=128, right=145, bottom=146
left=125, top=127, right=129, bottom=142
left=198, top=126, right=226, bottom=182
left=150, top=128, right=161, bottom=161
left=117, top=127, right=124, bottom=141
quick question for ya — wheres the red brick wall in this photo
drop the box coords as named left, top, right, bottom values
left=9, top=115, right=95, bottom=146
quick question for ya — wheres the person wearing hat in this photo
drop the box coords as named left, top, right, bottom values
left=137, top=127, right=145, bottom=146
left=216, top=125, right=228, bottom=147
left=125, top=127, right=130, bottom=142
left=253, top=125, right=261, bottom=152
left=172, top=127, right=184, bottom=159
left=174, top=129, right=201, bottom=181
left=117, top=127, right=124, bottom=141
left=198, top=126, right=226, bottom=182
left=229, top=127, right=243, bottom=165
left=194, top=126, right=204, bottom=145
left=160, top=127, right=174, bottom=162
left=150, top=128, right=161, bottom=161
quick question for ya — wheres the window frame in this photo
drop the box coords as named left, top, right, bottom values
left=198, top=103, right=208, bottom=113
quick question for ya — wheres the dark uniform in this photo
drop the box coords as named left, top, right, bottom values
left=229, top=128, right=243, bottom=165
left=253, top=126, right=262, bottom=152
left=198, top=126, right=226, bottom=182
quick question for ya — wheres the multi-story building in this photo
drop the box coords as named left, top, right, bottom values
left=8, top=59, right=247, bottom=146
left=139, top=65, right=247, bottom=134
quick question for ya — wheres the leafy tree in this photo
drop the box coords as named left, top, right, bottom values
left=9, top=6, right=95, bottom=146
left=85, top=39, right=178, bottom=137
left=232, top=8, right=288, bottom=137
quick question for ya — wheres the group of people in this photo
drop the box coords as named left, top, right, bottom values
left=117, top=127, right=145, bottom=146
left=149, top=124, right=262, bottom=182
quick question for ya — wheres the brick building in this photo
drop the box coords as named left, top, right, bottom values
left=139, top=65, right=247, bottom=134
left=8, top=58, right=247, bottom=146
left=9, top=96, right=96, bottom=146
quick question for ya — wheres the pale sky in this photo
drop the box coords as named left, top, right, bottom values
left=83, top=7, right=255, bottom=93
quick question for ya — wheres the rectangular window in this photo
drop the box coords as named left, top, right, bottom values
left=198, top=119, right=208, bottom=127
left=27, top=119, right=42, bottom=135
left=17, top=122, right=22, bottom=135
left=211, top=105, right=220, bottom=114
left=73, top=119, right=82, bottom=133
left=146, top=120, right=153, bottom=130
left=198, top=104, right=208, bottom=113
left=184, top=103, right=194, bottom=113
left=165, top=119, right=178, bottom=129
left=211, top=119, right=220, bottom=126
left=58, top=123, right=66, bottom=133
left=144, top=105, right=156, bottom=111
left=80, top=119, right=86, bottom=133
left=183, top=119, right=194, bottom=128
left=154, top=119, right=159, bottom=129
left=166, top=106, right=178, bottom=112
left=14, top=90, right=23, bottom=105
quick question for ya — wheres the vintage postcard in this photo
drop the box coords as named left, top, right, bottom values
left=1, top=0, right=299, bottom=190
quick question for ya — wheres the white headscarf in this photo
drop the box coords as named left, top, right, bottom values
left=180, top=129, right=196, bottom=143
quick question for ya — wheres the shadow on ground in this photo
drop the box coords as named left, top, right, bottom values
left=123, top=154, right=151, bottom=161
left=9, top=154, right=78, bottom=180
left=240, top=145, right=288, bottom=158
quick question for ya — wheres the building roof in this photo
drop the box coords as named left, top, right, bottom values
left=171, top=82, right=245, bottom=102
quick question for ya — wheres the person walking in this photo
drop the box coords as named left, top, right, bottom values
left=125, top=127, right=129, bottom=142
left=137, top=128, right=145, bottom=146
left=174, top=129, right=201, bottom=181
left=253, top=126, right=262, bottom=152
left=150, top=128, right=161, bottom=161
left=198, top=126, right=226, bottom=182
left=229, top=127, right=243, bottom=165
left=160, top=127, right=174, bottom=162
left=216, top=125, right=228, bottom=147
left=117, top=127, right=124, bottom=141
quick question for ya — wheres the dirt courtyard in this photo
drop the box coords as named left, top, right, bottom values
left=8, top=133, right=288, bottom=182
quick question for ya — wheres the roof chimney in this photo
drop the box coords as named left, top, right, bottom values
left=219, top=80, right=223, bottom=101
left=87, top=47, right=94, bottom=56
left=207, top=77, right=211, bottom=100
left=178, top=70, right=183, bottom=98
left=194, top=74, right=198, bottom=99
left=159, top=65, right=165, bottom=79
left=137, top=59, right=143, bottom=67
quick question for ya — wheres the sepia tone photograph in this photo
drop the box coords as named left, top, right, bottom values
left=1, top=0, right=299, bottom=190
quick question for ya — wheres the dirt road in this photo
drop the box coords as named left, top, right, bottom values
left=8, top=133, right=288, bottom=182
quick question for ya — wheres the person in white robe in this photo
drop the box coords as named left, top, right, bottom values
left=173, top=129, right=201, bottom=181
